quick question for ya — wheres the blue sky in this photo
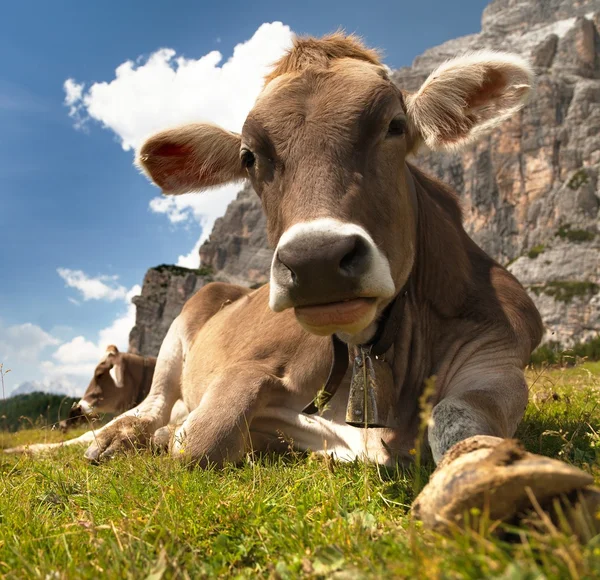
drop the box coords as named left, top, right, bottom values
left=0, top=0, right=488, bottom=396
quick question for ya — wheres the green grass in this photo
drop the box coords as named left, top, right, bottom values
left=529, top=280, right=599, bottom=303
left=555, top=224, right=596, bottom=243
left=0, top=392, right=79, bottom=432
left=531, top=337, right=600, bottom=366
left=527, top=244, right=545, bottom=259
left=1, top=364, right=599, bottom=579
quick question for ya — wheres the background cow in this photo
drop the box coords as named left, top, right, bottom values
left=60, top=346, right=157, bottom=431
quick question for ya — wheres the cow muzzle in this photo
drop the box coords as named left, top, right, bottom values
left=269, top=219, right=395, bottom=336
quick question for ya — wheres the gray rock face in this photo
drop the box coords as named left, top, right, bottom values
left=199, top=182, right=272, bottom=287
left=509, top=242, right=600, bottom=345
left=130, top=0, right=600, bottom=353
left=128, top=265, right=212, bottom=356
left=392, top=0, right=600, bottom=346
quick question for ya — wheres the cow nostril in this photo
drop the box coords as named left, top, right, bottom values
left=339, top=236, right=369, bottom=275
left=277, top=251, right=298, bottom=284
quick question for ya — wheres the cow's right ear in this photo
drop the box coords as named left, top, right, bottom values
left=105, top=345, right=122, bottom=365
left=405, top=51, right=533, bottom=151
left=136, top=123, right=246, bottom=195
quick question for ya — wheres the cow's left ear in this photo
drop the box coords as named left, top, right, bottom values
left=136, top=123, right=246, bottom=195
left=405, top=51, right=533, bottom=151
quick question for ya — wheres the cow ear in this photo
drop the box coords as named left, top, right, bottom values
left=104, top=345, right=121, bottom=363
left=405, top=51, right=533, bottom=151
left=136, top=123, right=245, bottom=195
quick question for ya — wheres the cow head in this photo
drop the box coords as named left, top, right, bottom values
left=138, top=34, right=532, bottom=343
left=64, top=346, right=126, bottom=428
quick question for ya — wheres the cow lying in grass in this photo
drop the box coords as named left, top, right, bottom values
left=9, top=34, right=598, bottom=534
left=59, top=346, right=157, bottom=431
left=11, top=346, right=188, bottom=449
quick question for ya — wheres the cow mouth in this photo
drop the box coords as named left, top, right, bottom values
left=294, top=297, right=377, bottom=336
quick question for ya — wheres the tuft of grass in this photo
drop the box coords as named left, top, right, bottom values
left=527, top=244, right=546, bottom=259
left=0, top=364, right=599, bottom=578
left=529, top=280, right=599, bottom=303
left=567, top=169, right=589, bottom=190
left=555, top=224, right=596, bottom=243
left=530, top=337, right=600, bottom=366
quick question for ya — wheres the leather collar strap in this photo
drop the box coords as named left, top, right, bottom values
left=302, top=287, right=408, bottom=415
left=302, top=165, right=417, bottom=416
left=302, top=334, right=350, bottom=414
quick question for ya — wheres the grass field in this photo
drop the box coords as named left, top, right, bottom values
left=1, top=363, right=599, bottom=579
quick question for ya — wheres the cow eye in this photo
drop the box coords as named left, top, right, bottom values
left=387, top=117, right=406, bottom=137
left=240, top=148, right=256, bottom=169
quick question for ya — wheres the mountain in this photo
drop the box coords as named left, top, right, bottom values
left=129, top=0, right=600, bottom=356
left=11, top=380, right=82, bottom=399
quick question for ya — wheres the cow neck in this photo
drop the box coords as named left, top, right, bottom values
left=303, top=165, right=418, bottom=417
left=134, top=356, right=152, bottom=406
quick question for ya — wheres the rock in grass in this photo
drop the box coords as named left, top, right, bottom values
left=412, top=436, right=596, bottom=538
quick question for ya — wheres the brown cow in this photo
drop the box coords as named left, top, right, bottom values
left=60, top=346, right=158, bottom=431
left=9, top=35, right=597, bottom=529
left=8, top=345, right=188, bottom=452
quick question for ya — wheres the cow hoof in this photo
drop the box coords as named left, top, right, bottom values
left=412, top=436, right=595, bottom=536
left=150, top=426, right=174, bottom=454
left=84, top=416, right=153, bottom=463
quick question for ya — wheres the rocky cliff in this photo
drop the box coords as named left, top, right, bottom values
left=128, top=265, right=212, bottom=356
left=390, top=0, right=600, bottom=345
left=199, top=182, right=271, bottom=288
left=130, top=0, right=600, bottom=355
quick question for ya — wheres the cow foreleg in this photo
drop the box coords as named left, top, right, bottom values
left=171, top=367, right=276, bottom=467
left=428, top=358, right=528, bottom=464
left=83, top=316, right=184, bottom=462
left=3, top=428, right=101, bottom=455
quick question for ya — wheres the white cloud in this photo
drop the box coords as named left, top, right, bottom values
left=41, top=283, right=141, bottom=386
left=0, top=320, right=61, bottom=397
left=4, top=279, right=142, bottom=398
left=97, top=284, right=140, bottom=349
left=64, top=78, right=83, bottom=106
left=149, top=196, right=191, bottom=224
left=57, top=268, right=129, bottom=302
left=0, top=322, right=60, bottom=369
left=52, top=336, right=102, bottom=365
left=64, top=22, right=293, bottom=263
left=177, top=238, right=203, bottom=268
left=64, top=78, right=86, bottom=130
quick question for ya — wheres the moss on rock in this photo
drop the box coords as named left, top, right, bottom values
left=567, top=169, right=589, bottom=190
left=529, top=280, right=599, bottom=303
left=555, top=224, right=595, bottom=243
left=527, top=244, right=545, bottom=259
left=152, top=264, right=214, bottom=278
